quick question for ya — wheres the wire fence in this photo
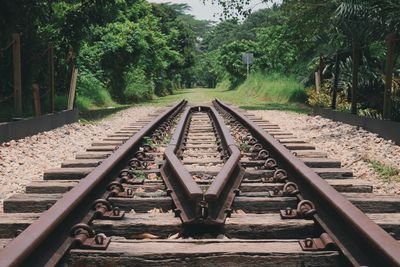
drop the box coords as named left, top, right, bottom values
left=0, top=34, right=63, bottom=118
left=0, top=94, right=14, bottom=104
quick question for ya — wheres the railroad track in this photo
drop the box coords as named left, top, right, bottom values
left=0, top=100, right=399, bottom=266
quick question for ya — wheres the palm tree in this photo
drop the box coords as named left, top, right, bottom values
left=331, top=0, right=399, bottom=116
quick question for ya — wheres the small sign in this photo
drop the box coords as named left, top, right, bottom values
left=242, top=53, right=254, bottom=65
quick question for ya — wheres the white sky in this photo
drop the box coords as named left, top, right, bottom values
left=147, top=0, right=279, bottom=21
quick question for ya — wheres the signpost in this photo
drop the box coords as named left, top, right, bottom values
left=242, top=53, right=254, bottom=78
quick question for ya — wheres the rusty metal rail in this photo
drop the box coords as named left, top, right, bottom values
left=214, top=99, right=400, bottom=267
left=161, top=106, right=244, bottom=225
left=162, top=107, right=204, bottom=224
left=205, top=107, right=244, bottom=224
left=0, top=100, right=187, bottom=267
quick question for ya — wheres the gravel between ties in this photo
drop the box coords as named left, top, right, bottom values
left=250, top=110, right=400, bottom=195
left=1, top=106, right=399, bottom=212
left=0, top=106, right=159, bottom=209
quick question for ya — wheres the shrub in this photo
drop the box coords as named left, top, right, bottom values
left=76, top=70, right=114, bottom=110
left=219, top=40, right=256, bottom=88
left=236, top=72, right=307, bottom=103
left=307, top=86, right=350, bottom=112
left=54, top=95, right=68, bottom=111
left=392, top=97, right=400, bottom=122
left=123, top=67, right=154, bottom=102
left=307, top=86, right=386, bottom=119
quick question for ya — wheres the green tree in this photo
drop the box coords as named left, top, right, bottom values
left=202, top=20, right=239, bottom=51
left=219, top=40, right=256, bottom=87
left=255, top=24, right=298, bottom=73
left=193, top=50, right=222, bottom=88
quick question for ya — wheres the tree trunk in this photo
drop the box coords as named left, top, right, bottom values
left=351, top=42, right=361, bottom=115
left=331, top=51, right=340, bottom=110
left=383, top=33, right=396, bottom=120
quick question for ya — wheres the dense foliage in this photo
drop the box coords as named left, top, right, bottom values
left=0, top=0, right=205, bottom=117
left=200, top=0, right=400, bottom=120
left=1, top=0, right=399, bottom=121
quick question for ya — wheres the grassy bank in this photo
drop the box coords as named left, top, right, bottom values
left=149, top=73, right=309, bottom=113
left=0, top=73, right=308, bottom=122
left=234, top=72, right=307, bottom=103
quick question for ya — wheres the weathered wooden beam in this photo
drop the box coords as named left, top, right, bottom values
left=66, top=239, right=341, bottom=266
left=43, top=168, right=93, bottom=180
left=75, top=152, right=110, bottom=159
left=61, top=159, right=102, bottom=168
left=24, top=178, right=371, bottom=195
left=0, top=213, right=398, bottom=241
left=7, top=193, right=399, bottom=214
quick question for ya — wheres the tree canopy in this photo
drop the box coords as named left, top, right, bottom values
left=1, top=0, right=400, bottom=120
left=0, top=0, right=210, bottom=116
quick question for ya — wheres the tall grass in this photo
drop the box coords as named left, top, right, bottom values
left=75, top=70, right=115, bottom=110
left=124, top=67, right=154, bottom=102
left=234, top=72, right=307, bottom=103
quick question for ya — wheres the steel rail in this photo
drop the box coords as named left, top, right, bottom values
left=162, top=106, right=244, bottom=225
left=204, top=107, right=244, bottom=224
left=215, top=99, right=400, bottom=267
left=162, top=107, right=204, bottom=224
left=0, top=100, right=187, bottom=267
left=168, top=107, right=203, bottom=200
left=205, top=106, right=240, bottom=200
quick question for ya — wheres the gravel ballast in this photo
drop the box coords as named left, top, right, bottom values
left=1, top=105, right=399, bottom=211
left=0, top=106, right=159, bottom=208
left=249, top=110, right=400, bottom=194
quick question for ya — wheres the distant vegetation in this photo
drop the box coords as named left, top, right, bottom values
left=201, top=0, right=400, bottom=120
left=1, top=1, right=399, bottom=120
left=0, top=1, right=204, bottom=117
left=218, top=73, right=306, bottom=104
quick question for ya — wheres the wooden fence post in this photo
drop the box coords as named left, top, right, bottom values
left=319, top=54, right=324, bottom=85
left=315, top=72, right=321, bottom=93
left=48, top=42, right=55, bottom=113
left=32, top=84, right=41, bottom=117
left=351, top=41, right=361, bottom=114
left=68, top=67, right=78, bottom=110
left=383, top=33, right=396, bottom=120
left=331, top=51, right=340, bottom=110
left=12, top=33, right=22, bottom=117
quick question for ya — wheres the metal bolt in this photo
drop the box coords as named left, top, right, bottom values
left=113, top=207, right=120, bottom=216
left=285, top=207, right=293, bottom=215
left=95, top=233, right=106, bottom=245
left=127, top=188, right=133, bottom=196
left=305, top=238, right=314, bottom=248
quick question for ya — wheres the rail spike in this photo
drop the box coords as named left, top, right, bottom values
left=92, top=198, right=125, bottom=219
left=70, top=223, right=111, bottom=250
left=300, top=233, right=337, bottom=251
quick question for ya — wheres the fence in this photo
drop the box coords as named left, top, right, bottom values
left=0, top=33, right=77, bottom=120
